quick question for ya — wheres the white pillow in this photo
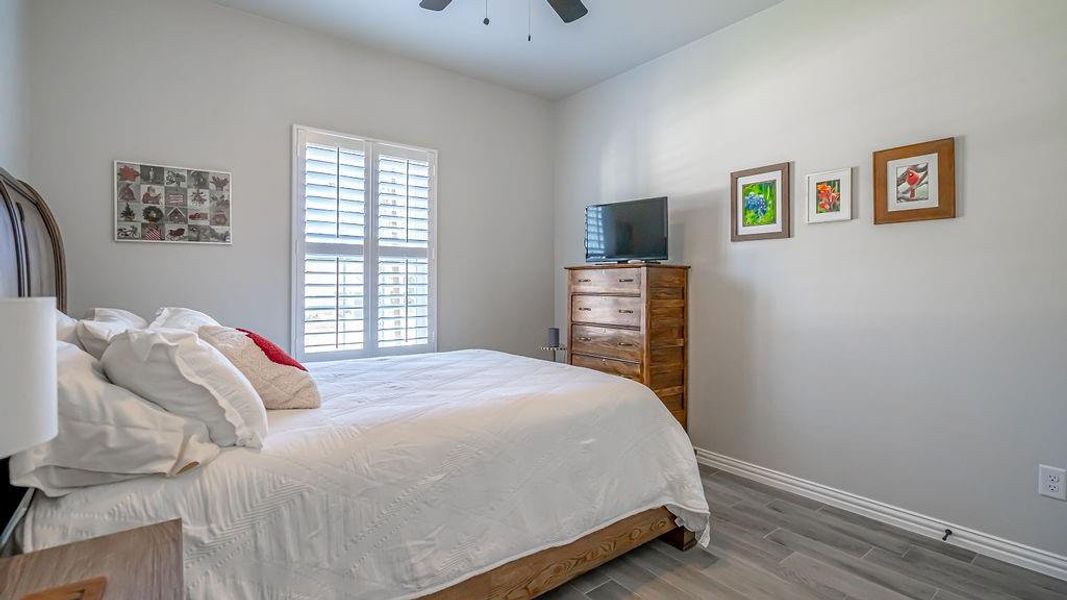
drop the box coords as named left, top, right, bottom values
left=199, top=326, right=321, bottom=410
left=87, top=307, right=148, bottom=328
left=9, top=342, right=220, bottom=497
left=149, top=307, right=220, bottom=331
left=56, top=310, right=79, bottom=346
left=75, top=321, right=128, bottom=359
left=75, top=307, right=148, bottom=359
left=101, top=329, right=268, bottom=448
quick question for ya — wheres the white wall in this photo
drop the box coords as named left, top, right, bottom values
left=0, top=0, right=28, bottom=176
left=26, top=0, right=555, bottom=357
left=554, top=0, right=1067, bottom=556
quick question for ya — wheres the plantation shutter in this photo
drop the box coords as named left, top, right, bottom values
left=293, top=128, right=436, bottom=359
left=375, top=146, right=432, bottom=349
left=303, top=143, right=366, bottom=246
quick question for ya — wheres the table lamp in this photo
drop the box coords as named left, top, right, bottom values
left=540, top=327, right=566, bottom=363
left=0, top=297, right=58, bottom=550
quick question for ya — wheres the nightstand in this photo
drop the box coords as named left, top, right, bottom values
left=0, top=519, right=182, bottom=600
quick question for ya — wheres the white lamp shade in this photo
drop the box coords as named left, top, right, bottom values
left=0, top=297, right=58, bottom=457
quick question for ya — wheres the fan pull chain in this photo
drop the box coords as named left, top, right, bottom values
left=527, top=0, right=532, bottom=41
left=483, top=0, right=490, bottom=25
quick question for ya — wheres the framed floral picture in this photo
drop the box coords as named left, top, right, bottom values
left=806, top=167, right=852, bottom=223
left=114, top=160, right=232, bottom=244
left=730, top=162, right=791, bottom=242
left=873, top=137, right=955, bottom=224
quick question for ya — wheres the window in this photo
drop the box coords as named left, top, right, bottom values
left=291, top=126, right=436, bottom=360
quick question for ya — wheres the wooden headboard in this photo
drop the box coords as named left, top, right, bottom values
left=0, top=166, right=66, bottom=546
left=0, top=168, right=66, bottom=311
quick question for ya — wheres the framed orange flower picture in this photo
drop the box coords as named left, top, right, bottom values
left=806, top=167, right=852, bottom=223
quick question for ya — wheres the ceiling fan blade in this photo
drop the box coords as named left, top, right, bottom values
left=419, top=0, right=453, bottom=11
left=546, top=0, right=588, bottom=23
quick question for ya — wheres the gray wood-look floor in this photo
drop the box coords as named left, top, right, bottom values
left=542, top=465, right=1067, bottom=600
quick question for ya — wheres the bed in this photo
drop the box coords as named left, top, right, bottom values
left=0, top=167, right=710, bottom=599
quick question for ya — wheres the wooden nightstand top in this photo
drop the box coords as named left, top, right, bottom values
left=0, top=519, right=182, bottom=600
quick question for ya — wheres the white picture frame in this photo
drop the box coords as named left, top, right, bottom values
left=806, top=167, right=852, bottom=224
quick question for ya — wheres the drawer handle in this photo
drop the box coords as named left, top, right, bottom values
left=578, top=307, right=591, bottom=312
left=618, top=309, right=634, bottom=314
left=617, top=342, right=635, bottom=347
left=618, top=278, right=635, bottom=283
left=577, top=336, right=592, bottom=342
left=577, top=278, right=592, bottom=283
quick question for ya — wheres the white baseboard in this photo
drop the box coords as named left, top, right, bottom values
left=694, top=447, right=1067, bottom=582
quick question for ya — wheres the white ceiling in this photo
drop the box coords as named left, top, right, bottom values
left=213, top=0, right=781, bottom=99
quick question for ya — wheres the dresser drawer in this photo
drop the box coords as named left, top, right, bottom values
left=649, top=362, right=684, bottom=390
left=571, top=325, right=643, bottom=362
left=571, top=354, right=642, bottom=381
left=670, top=408, right=687, bottom=429
left=571, top=295, right=643, bottom=328
left=655, top=387, right=685, bottom=412
left=569, top=268, right=642, bottom=294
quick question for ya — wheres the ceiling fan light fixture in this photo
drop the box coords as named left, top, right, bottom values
left=418, top=0, right=453, bottom=10
left=418, top=0, right=588, bottom=25
left=546, top=0, right=588, bottom=23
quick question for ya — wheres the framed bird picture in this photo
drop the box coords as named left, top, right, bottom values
left=873, top=138, right=955, bottom=224
left=114, top=160, right=232, bottom=244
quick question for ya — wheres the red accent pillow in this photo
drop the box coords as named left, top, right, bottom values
left=237, top=328, right=307, bottom=371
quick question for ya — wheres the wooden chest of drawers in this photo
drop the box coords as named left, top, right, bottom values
left=566, top=264, right=689, bottom=429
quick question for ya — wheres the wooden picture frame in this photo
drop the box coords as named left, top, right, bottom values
left=730, top=162, right=791, bottom=242
left=873, top=138, right=955, bottom=224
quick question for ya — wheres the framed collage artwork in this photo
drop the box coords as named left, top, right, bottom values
left=114, top=161, right=232, bottom=244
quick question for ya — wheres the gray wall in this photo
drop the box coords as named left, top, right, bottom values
left=20, top=0, right=1067, bottom=560
left=0, top=0, right=28, bottom=177
left=26, top=0, right=555, bottom=357
left=554, top=0, right=1067, bottom=555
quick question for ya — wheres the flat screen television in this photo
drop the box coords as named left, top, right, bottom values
left=585, top=197, right=668, bottom=263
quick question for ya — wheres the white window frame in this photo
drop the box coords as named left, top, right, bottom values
left=290, top=124, right=438, bottom=361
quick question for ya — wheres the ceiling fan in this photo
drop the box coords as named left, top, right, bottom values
left=419, top=0, right=589, bottom=24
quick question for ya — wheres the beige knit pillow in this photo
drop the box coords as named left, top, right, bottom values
left=198, top=326, right=321, bottom=410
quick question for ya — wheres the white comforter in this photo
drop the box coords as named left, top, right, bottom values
left=22, top=350, right=710, bottom=600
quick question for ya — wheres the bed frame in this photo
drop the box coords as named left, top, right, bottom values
left=0, top=166, right=695, bottom=598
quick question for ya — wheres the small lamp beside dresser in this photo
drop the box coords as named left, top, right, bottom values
left=540, top=327, right=567, bottom=362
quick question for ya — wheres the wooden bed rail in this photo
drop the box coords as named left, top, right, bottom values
left=422, top=507, right=687, bottom=600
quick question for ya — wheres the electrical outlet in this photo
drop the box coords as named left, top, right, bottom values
left=1038, top=465, right=1066, bottom=501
